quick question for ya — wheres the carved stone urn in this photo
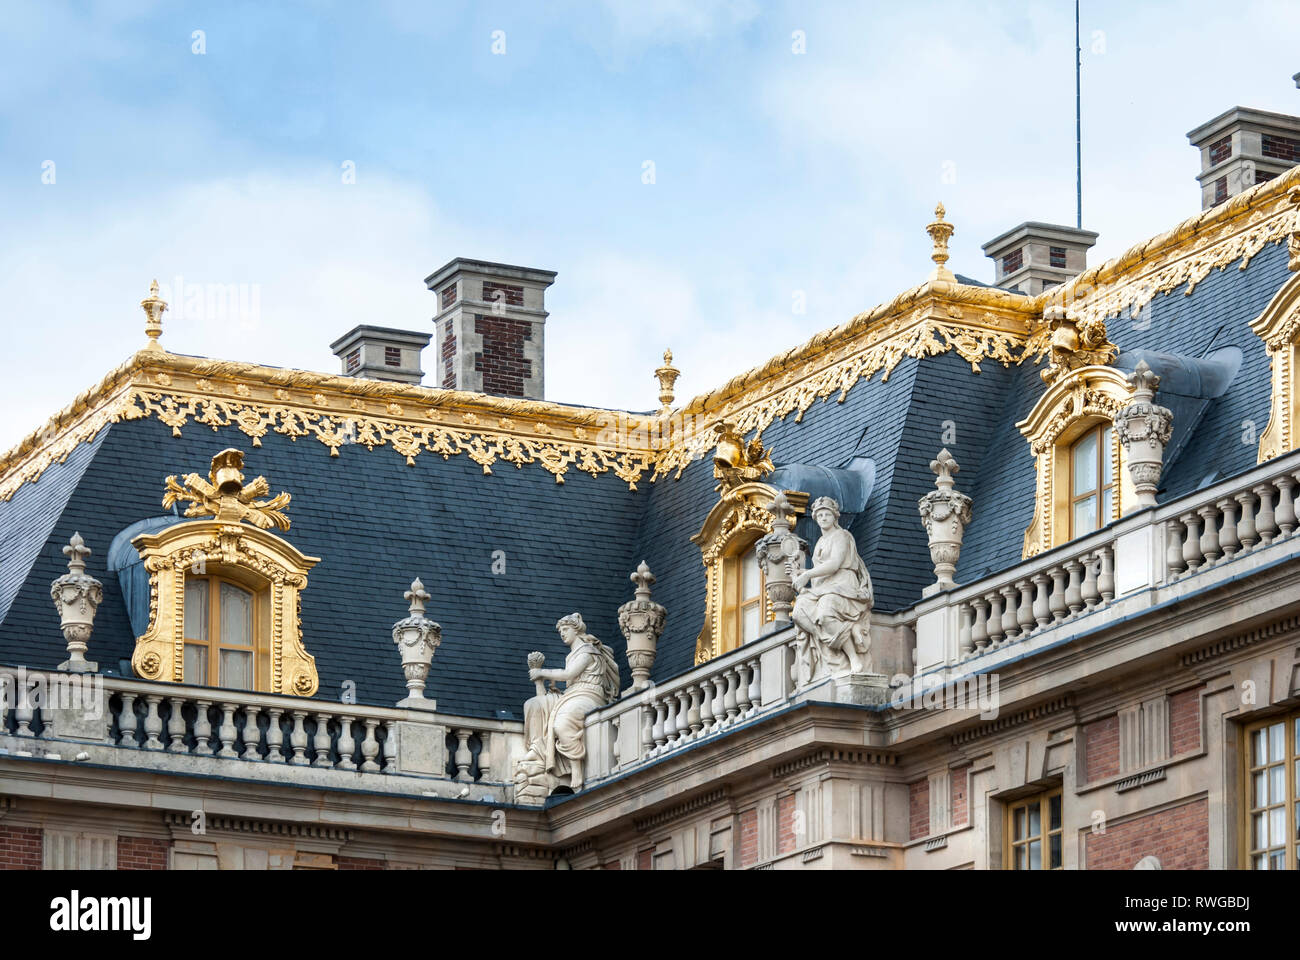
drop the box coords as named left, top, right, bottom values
left=392, top=578, right=441, bottom=710
left=618, top=562, right=666, bottom=693
left=1116, top=360, right=1173, bottom=511
left=755, top=491, right=808, bottom=625
left=918, top=449, right=973, bottom=593
left=50, top=532, right=103, bottom=673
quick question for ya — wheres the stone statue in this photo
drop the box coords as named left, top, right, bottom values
left=514, top=613, right=620, bottom=802
left=791, top=496, right=874, bottom=681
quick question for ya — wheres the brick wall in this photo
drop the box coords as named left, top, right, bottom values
left=441, top=326, right=456, bottom=390
left=0, top=824, right=42, bottom=869
left=474, top=315, right=532, bottom=397
left=738, top=809, right=757, bottom=867
left=1170, top=687, right=1202, bottom=756
left=951, top=765, right=971, bottom=827
left=602, top=859, right=621, bottom=869
left=1084, top=714, right=1120, bottom=782
left=117, top=835, right=169, bottom=870
left=909, top=779, right=930, bottom=840
left=337, top=855, right=385, bottom=870
left=777, top=795, right=796, bottom=854
left=1086, top=798, right=1209, bottom=870
left=482, top=281, right=524, bottom=307
left=637, top=847, right=654, bottom=871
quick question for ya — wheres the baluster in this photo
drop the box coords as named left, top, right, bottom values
left=735, top=663, right=753, bottom=717
left=986, top=592, right=1005, bottom=647
left=1235, top=491, right=1258, bottom=552
left=239, top=704, right=261, bottom=762
left=1165, top=519, right=1186, bottom=578
left=686, top=685, right=703, bottom=737
left=1254, top=484, right=1277, bottom=544
left=652, top=698, right=667, bottom=750
left=699, top=678, right=716, bottom=732
left=1064, top=559, right=1084, bottom=616
left=1276, top=477, right=1297, bottom=537
left=712, top=674, right=729, bottom=729
left=1080, top=556, right=1100, bottom=609
left=336, top=716, right=356, bottom=771
left=1217, top=498, right=1240, bottom=559
left=1048, top=567, right=1068, bottom=622
left=477, top=731, right=492, bottom=781
left=958, top=602, right=974, bottom=658
left=1031, top=573, right=1051, bottom=628
left=663, top=694, right=679, bottom=745
left=999, top=585, right=1019, bottom=641
left=311, top=713, right=332, bottom=767
left=1015, top=581, right=1035, bottom=636
left=217, top=704, right=239, bottom=758
left=360, top=718, right=381, bottom=772
left=166, top=697, right=187, bottom=752
left=265, top=707, right=285, bottom=763
left=641, top=704, right=656, bottom=757
left=142, top=695, right=164, bottom=750
left=724, top=668, right=740, bottom=720
left=453, top=728, right=473, bottom=780
left=1181, top=513, right=1202, bottom=571
left=15, top=681, right=36, bottom=737
left=193, top=700, right=213, bottom=755
left=676, top=689, right=693, bottom=742
left=747, top=657, right=761, bottom=715
left=1197, top=505, right=1220, bottom=567
left=289, top=710, right=309, bottom=765
left=971, top=597, right=990, bottom=650
left=381, top=722, right=397, bottom=773
left=117, top=692, right=138, bottom=746
left=1097, top=546, right=1115, bottom=603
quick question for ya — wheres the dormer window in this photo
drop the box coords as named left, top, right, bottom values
left=1069, top=424, right=1115, bottom=537
left=721, top=543, right=767, bottom=650
left=183, top=576, right=269, bottom=689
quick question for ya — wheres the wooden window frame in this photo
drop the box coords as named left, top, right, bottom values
left=719, top=539, right=768, bottom=655
left=1242, top=709, right=1299, bottom=870
left=1068, top=423, right=1115, bottom=539
left=1004, top=788, right=1064, bottom=870
left=183, top=572, right=271, bottom=691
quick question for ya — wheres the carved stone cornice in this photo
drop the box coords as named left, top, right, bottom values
left=633, top=787, right=731, bottom=833
left=949, top=695, right=1073, bottom=746
left=770, top=748, right=897, bottom=779
left=163, top=811, right=353, bottom=841
left=1181, top=613, right=1300, bottom=666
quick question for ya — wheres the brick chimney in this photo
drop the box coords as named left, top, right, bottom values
left=424, top=259, right=556, bottom=400
left=1187, top=106, right=1300, bottom=210
left=330, top=325, right=432, bottom=385
left=981, top=223, right=1098, bottom=296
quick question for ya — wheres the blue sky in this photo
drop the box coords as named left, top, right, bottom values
left=2, top=0, right=1299, bottom=449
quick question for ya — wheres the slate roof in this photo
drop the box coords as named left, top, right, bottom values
left=0, top=233, right=1291, bottom=719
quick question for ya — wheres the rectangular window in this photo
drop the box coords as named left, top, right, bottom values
left=1208, top=134, right=1233, bottom=166
left=1049, top=246, right=1067, bottom=269
left=1006, top=789, right=1063, bottom=869
left=441, top=282, right=457, bottom=310
left=1213, top=176, right=1228, bottom=206
left=183, top=575, right=266, bottom=690
left=1244, top=710, right=1299, bottom=869
left=1002, top=248, right=1023, bottom=274
left=1261, top=134, right=1300, bottom=163
left=384, top=346, right=401, bottom=367
left=346, top=349, right=361, bottom=373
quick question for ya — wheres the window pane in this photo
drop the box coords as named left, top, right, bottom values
left=184, top=579, right=209, bottom=642
left=1015, top=845, right=1026, bottom=870
left=1049, top=833, right=1061, bottom=869
left=1028, top=804, right=1041, bottom=838
left=741, top=551, right=759, bottom=599
left=1073, top=496, right=1097, bottom=535
left=1028, top=839, right=1041, bottom=870
left=1270, top=808, right=1285, bottom=847
left=1270, top=723, right=1285, bottom=763
left=1014, top=807, right=1026, bottom=840
left=220, top=583, right=253, bottom=648
left=1101, top=486, right=1113, bottom=524
left=1101, top=426, right=1113, bottom=485
left=220, top=649, right=253, bottom=690
left=741, top=602, right=760, bottom=644
left=1254, top=771, right=1268, bottom=808
left=1072, top=430, right=1098, bottom=496
left=184, top=643, right=207, bottom=685
left=1254, top=728, right=1269, bottom=766
left=1253, top=853, right=1269, bottom=870
left=1270, top=765, right=1285, bottom=804
left=1049, top=794, right=1061, bottom=831
left=1269, top=850, right=1285, bottom=870
left=1253, top=812, right=1268, bottom=848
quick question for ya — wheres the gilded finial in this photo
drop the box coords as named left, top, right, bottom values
left=926, top=203, right=956, bottom=283
left=162, top=448, right=292, bottom=530
left=655, top=349, right=680, bottom=412
left=1287, top=185, right=1300, bottom=272
left=141, top=278, right=168, bottom=350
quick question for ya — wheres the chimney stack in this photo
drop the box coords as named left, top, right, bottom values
left=1187, top=106, right=1300, bottom=210
left=981, top=222, right=1098, bottom=296
left=330, top=325, right=432, bottom=386
left=424, top=258, right=556, bottom=400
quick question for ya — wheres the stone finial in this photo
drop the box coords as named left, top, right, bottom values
left=918, top=450, right=973, bottom=593
left=392, top=578, right=441, bottom=710
left=51, top=532, right=103, bottom=673
left=619, top=561, right=666, bottom=693
left=655, top=349, right=680, bottom=411
left=756, top=492, right=808, bottom=626
left=1116, top=360, right=1173, bottom=511
left=140, top=279, right=168, bottom=351
left=926, top=203, right=956, bottom=283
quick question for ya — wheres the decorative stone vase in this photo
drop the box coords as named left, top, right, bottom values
left=618, top=562, right=666, bottom=693
left=1115, top=361, right=1173, bottom=511
left=918, top=449, right=973, bottom=592
left=392, top=578, right=441, bottom=710
left=50, top=532, right=103, bottom=673
left=756, top=491, right=807, bottom=625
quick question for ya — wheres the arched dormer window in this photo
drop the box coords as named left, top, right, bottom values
left=1017, top=366, right=1134, bottom=557
left=1251, top=270, right=1300, bottom=462
left=130, top=449, right=321, bottom=696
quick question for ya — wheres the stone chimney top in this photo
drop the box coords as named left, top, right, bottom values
left=330, top=325, right=432, bottom=386
left=1187, top=106, right=1300, bottom=210
left=981, top=222, right=1098, bottom=296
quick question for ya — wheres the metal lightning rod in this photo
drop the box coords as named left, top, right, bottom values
left=1076, top=0, right=1083, bottom=229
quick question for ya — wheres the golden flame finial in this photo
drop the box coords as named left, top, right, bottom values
left=655, top=348, right=681, bottom=412
left=140, top=278, right=169, bottom=351
left=926, top=203, right=956, bottom=283
left=162, top=448, right=292, bottom=530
